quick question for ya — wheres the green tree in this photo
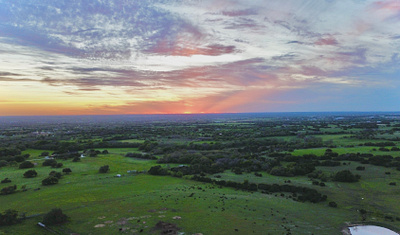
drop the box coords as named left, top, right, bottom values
left=42, top=208, right=68, bottom=225
left=19, top=161, right=34, bottom=169
left=23, top=170, right=38, bottom=178
left=42, top=176, right=58, bottom=186
left=99, top=165, right=109, bottom=173
left=0, top=209, right=19, bottom=226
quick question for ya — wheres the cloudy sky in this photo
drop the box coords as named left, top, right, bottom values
left=0, top=0, right=399, bottom=116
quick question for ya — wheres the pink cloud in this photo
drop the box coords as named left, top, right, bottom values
left=315, top=36, right=338, bottom=46
left=372, top=1, right=400, bottom=12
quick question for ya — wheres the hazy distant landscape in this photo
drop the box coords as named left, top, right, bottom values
left=0, top=112, right=399, bottom=234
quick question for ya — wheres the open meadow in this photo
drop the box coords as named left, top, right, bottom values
left=1, top=113, right=400, bottom=234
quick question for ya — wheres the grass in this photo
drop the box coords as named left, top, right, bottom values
left=1, top=146, right=400, bottom=234
left=291, top=147, right=400, bottom=158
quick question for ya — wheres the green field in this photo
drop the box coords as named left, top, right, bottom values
left=1, top=150, right=399, bottom=234
left=1, top=114, right=400, bottom=234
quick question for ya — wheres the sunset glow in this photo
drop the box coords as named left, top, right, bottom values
left=0, top=0, right=399, bottom=116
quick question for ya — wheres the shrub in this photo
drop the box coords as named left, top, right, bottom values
left=0, top=185, right=17, bottom=195
left=99, top=165, right=109, bottom=173
left=49, top=171, right=62, bottom=179
left=53, top=163, right=63, bottom=168
left=42, top=176, right=58, bottom=185
left=72, top=156, right=80, bottom=162
left=391, top=147, right=400, bottom=151
left=232, top=167, right=243, bottom=175
left=356, top=166, right=365, bottom=171
left=333, top=170, right=360, bottom=182
left=0, top=209, right=19, bottom=226
left=329, top=201, right=338, bottom=208
left=148, top=165, right=168, bottom=175
left=1, top=178, right=11, bottom=184
left=0, top=160, right=7, bottom=167
left=42, top=208, right=68, bottom=225
left=42, top=159, right=57, bottom=166
left=40, top=152, right=50, bottom=157
left=13, top=156, right=25, bottom=163
left=23, top=170, right=38, bottom=178
left=18, top=161, right=34, bottom=169
left=62, top=168, right=72, bottom=174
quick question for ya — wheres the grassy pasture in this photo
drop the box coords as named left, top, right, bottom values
left=117, top=139, right=146, bottom=144
left=0, top=152, right=375, bottom=235
left=2, top=133, right=400, bottom=235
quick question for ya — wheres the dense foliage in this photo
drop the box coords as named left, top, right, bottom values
left=42, top=208, right=68, bottom=225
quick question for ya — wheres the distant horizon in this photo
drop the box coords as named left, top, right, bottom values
left=1, top=110, right=399, bottom=118
left=1, top=1, right=399, bottom=116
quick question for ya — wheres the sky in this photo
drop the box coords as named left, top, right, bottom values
left=0, top=0, right=399, bottom=116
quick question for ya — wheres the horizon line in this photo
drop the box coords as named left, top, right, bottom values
left=1, top=111, right=400, bottom=118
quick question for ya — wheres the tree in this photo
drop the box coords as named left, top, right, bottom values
left=333, top=170, right=360, bottom=182
left=40, top=152, right=50, bottom=157
left=329, top=201, right=338, bottom=208
left=62, top=168, right=72, bottom=174
left=0, top=185, right=17, bottom=195
left=19, top=161, right=34, bottom=169
left=52, top=163, right=63, bottom=168
left=42, top=208, right=68, bottom=225
left=0, top=160, right=7, bottom=167
left=42, top=159, right=57, bottom=166
left=148, top=165, right=168, bottom=175
left=1, top=178, right=11, bottom=184
left=23, top=170, right=38, bottom=178
left=99, top=165, right=109, bottom=173
left=42, top=176, right=58, bottom=186
left=0, top=209, right=19, bottom=226
left=49, top=171, right=62, bottom=179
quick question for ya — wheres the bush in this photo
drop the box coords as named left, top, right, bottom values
left=1, top=178, right=11, bottom=184
left=49, top=171, right=62, bottom=179
left=52, top=163, right=63, bottom=168
left=23, top=170, right=38, bottom=178
left=62, top=168, right=72, bottom=174
left=333, top=170, right=360, bottom=182
left=232, top=167, right=243, bottom=175
left=13, top=156, right=25, bottom=163
left=42, top=208, right=68, bottom=225
left=99, top=165, right=109, bottom=173
left=42, top=159, right=57, bottom=166
left=18, top=161, right=34, bottom=169
left=40, top=152, right=50, bottom=157
left=329, top=201, right=338, bottom=208
left=0, top=185, right=17, bottom=195
left=148, top=165, right=169, bottom=175
left=72, top=156, right=80, bottom=162
left=42, top=176, right=58, bottom=185
left=0, top=209, right=19, bottom=226
left=0, top=160, right=7, bottom=167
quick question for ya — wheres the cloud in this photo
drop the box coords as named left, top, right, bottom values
left=315, top=36, right=338, bottom=46
left=0, top=72, right=22, bottom=77
left=0, top=0, right=399, bottom=115
left=221, top=8, right=258, bottom=17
